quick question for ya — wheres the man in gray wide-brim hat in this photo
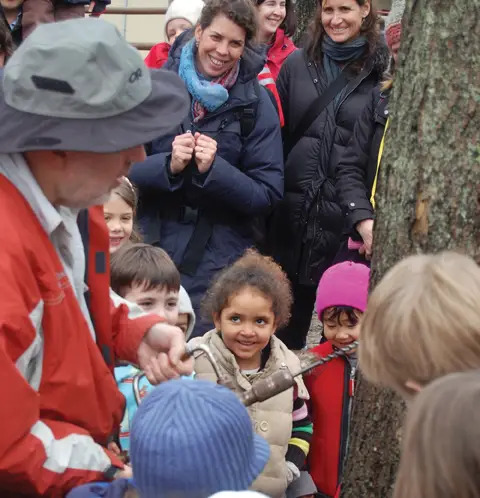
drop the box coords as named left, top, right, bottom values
left=0, top=18, right=193, bottom=496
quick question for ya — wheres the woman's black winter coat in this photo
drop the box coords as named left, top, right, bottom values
left=269, top=45, right=389, bottom=285
left=335, top=85, right=390, bottom=241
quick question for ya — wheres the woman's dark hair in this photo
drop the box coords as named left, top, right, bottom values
left=202, top=249, right=293, bottom=328
left=255, top=0, right=297, bottom=38
left=0, top=18, right=13, bottom=65
left=305, top=0, right=379, bottom=67
left=199, top=0, right=258, bottom=44
left=322, top=306, right=361, bottom=326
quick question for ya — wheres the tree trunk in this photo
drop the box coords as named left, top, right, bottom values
left=341, top=0, right=480, bottom=496
left=293, top=0, right=317, bottom=44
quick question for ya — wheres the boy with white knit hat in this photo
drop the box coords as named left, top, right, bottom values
left=145, top=0, right=204, bottom=69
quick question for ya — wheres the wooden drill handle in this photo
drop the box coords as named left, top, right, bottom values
left=241, top=369, right=295, bottom=407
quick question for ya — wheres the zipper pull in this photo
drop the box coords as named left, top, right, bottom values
left=349, top=368, right=356, bottom=397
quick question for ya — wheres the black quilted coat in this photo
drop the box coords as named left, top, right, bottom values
left=269, top=44, right=389, bottom=285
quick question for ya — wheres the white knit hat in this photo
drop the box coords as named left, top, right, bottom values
left=164, top=0, right=205, bottom=39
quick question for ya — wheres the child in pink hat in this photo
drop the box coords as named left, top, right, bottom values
left=304, top=261, right=370, bottom=498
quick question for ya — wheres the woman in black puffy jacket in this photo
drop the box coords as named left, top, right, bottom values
left=336, top=0, right=405, bottom=262
left=269, top=0, right=388, bottom=349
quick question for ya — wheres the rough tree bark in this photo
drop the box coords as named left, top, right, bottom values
left=294, top=0, right=317, bottom=44
left=341, top=1, right=480, bottom=497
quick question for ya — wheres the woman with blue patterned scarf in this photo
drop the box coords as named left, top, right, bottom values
left=129, top=0, right=284, bottom=338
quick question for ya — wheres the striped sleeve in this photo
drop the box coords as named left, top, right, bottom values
left=110, top=289, right=164, bottom=365
left=285, top=390, right=313, bottom=469
left=0, top=258, right=124, bottom=496
left=257, top=64, right=285, bottom=127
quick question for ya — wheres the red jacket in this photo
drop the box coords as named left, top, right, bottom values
left=304, top=342, right=356, bottom=498
left=0, top=177, right=162, bottom=497
left=266, top=29, right=296, bottom=81
left=144, top=42, right=171, bottom=69
left=258, top=63, right=285, bottom=127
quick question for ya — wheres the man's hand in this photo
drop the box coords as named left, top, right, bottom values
left=107, top=442, right=121, bottom=456
left=114, top=465, right=133, bottom=479
left=194, top=132, right=217, bottom=174
left=137, top=323, right=194, bottom=384
left=170, top=132, right=195, bottom=175
left=356, top=218, right=374, bottom=260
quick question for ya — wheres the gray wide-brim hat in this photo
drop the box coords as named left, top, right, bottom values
left=0, top=18, right=189, bottom=154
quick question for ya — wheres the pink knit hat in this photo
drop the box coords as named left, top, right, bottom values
left=316, top=262, right=370, bottom=318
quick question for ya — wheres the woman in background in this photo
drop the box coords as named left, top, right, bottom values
left=130, top=0, right=283, bottom=337
left=269, top=0, right=388, bottom=349
left=255, top=0, right=297, bottom=80
left=335, top=0, right=405, bottom=262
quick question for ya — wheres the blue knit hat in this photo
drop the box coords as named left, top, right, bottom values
left=130, top=379, right=270, bottom=498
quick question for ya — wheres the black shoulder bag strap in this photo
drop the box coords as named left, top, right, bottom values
left=287, top=70, right=348, bottom=153
left=287, top=57, right=372, bottom=154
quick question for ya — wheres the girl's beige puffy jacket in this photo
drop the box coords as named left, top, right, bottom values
left=188, top=330, right=309, bottom=498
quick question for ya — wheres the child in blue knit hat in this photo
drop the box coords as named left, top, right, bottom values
left=190, top=249, right=315, bottom=498
left=67, top=379, right=270, bottom=498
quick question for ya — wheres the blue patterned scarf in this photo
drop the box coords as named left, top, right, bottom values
left=178, top=38, right=240, bottom=122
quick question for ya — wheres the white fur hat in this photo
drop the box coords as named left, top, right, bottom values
left=164, top=0, right=205, bottom=39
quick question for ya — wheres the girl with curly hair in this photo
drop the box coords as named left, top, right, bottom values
left=189, top=249, right=315, bottom=498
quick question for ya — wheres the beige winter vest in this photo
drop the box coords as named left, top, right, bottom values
left=188, top=331, right=309, bottom=498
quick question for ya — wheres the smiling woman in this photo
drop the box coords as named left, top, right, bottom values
left=254, top=0, right=297, bottom=80
left=321, top=0, right=370, bottom=43
left=195, top=0, right=257, bottom=76
left=309, top=0, right=377, bottom=57
left=129, top=0, right=284, bottom=338
left=194, top=14, right=247, bottom=79
left=269, top=0, right=388, bottom=349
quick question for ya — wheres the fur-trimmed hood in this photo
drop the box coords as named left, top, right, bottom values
left=368, top=39, right=391, bottom=78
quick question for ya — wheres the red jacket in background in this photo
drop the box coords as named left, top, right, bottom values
left=304, top=342, right=356, bottom=498
left=144, top=42, right=171, bottom=69
left=266, top=29, right=296, bottom=81
left=258, top=63, right=284, bottom=127
left=0, top=177, right=162, bottom=497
